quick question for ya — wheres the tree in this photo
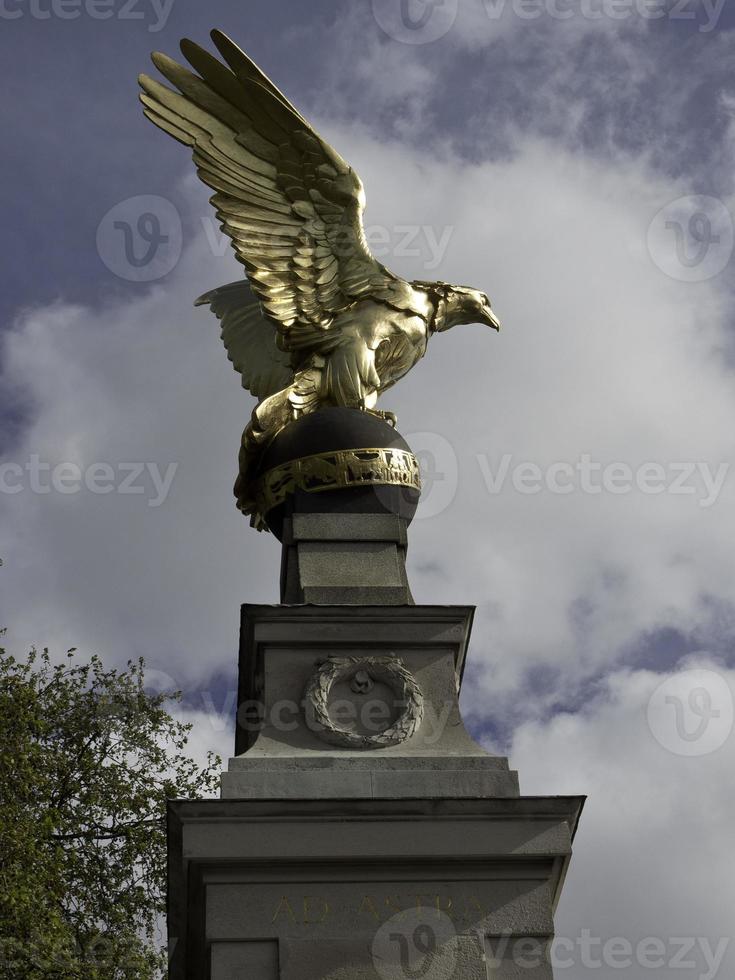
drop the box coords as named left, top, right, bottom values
left=0, top=636, right=221, bottom=978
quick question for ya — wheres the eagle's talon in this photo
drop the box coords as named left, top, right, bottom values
left=365, top=408, right=397, bottom=427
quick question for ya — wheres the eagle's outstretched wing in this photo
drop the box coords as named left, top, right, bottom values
left=195, top=281, right=293, bottom=399
left=139, top=31, right=399, bottom=354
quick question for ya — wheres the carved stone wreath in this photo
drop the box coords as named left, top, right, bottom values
left=303, top=656, right=424, bottom=749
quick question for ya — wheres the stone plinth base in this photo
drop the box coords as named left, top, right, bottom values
left=168, top=796, right=583, bottom=980
left=222, top=604, right=519, bottom=800
left=170, top=605, right=584, bottom=978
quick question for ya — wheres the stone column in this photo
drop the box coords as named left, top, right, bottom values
left=167, top=410, right=584, bottom=979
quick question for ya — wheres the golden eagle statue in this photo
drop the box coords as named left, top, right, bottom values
left=139, top=30, right=501, bottom=525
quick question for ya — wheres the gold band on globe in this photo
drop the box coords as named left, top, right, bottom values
left=252, top=447, right=421, bottom=520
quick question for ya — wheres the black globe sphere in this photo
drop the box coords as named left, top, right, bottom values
left=257, top=408, right=420, bottom=540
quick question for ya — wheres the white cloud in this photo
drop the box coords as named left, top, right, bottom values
left=504, top=660, right=735, bottom=979
left=0, top=225, right=280, bottom=684
left=170, top=703, right=234, bottom=782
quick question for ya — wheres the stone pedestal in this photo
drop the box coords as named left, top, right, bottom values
left=168, top=795, right=582, bottom=980
left=168, top=601, right=584, bottom=979
left=167, top=412, right=583, bottom=979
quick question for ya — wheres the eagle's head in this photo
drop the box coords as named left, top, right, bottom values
left=429, top=283, right=501, bottom=333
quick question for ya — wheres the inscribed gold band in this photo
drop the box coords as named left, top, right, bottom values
left=254, top=447, right=422, bottom=517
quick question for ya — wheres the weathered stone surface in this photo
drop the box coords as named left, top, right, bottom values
left=221, top=768, right=519, bottom=800
left=280, top=513, right=413, bottom=604
left=210, top=941, right=279, bottom=978
left=222, top=604, right=520, bottom=799
left=484, top=938, right=554, bottom=980
left=168, top=797, right=583, bottom=980
left=278, top=933, right=489, bottom=979
left=169, top=601, right=583, bottom=979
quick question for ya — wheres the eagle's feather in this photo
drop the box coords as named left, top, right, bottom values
left=139, top=30, right=400, bottom=361
left=194, top=281, right=292, bottom=400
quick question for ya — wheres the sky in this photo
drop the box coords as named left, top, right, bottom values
left=1, top=0, right=735, bottom=976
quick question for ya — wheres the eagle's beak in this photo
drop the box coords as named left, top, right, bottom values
left=483, top=307, right=501, bottom=331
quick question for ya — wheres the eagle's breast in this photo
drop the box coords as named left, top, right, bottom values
left=373, top=311, right=428, bottom=389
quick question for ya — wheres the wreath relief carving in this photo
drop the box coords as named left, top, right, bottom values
left=303, top=656, right=424, bottom=749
